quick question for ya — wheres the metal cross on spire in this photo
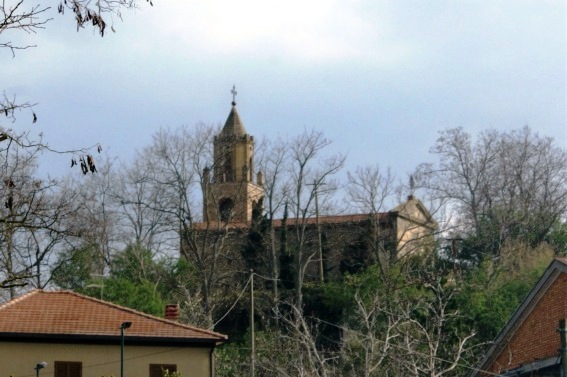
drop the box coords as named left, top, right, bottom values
left=231, top=85, right=237, bottom=106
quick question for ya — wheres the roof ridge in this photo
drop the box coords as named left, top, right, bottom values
left=0, top=289, right=41, bottom=311
left=50, top=290, right=227, bottom=340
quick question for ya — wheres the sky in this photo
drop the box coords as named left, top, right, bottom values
left=2, top=0, right=566, bottom=181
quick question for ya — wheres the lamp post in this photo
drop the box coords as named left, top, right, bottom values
left=34, top=362, right=47, bottom=377
left=120, top=321, right=132, bottom=377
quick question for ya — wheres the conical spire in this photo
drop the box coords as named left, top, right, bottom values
left=221, top=106, right=246, bottom=137
left=220, top=85, right=246, bottom=137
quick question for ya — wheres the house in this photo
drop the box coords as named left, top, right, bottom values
left=0, top=290, right=227, bottom=377
left=470, top=258, right=567, bottom=377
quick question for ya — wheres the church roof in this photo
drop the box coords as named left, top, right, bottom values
left=220, top=105, right=247, bottom=137
left=191, top=212, right=392, bottom=231
left=272, top=213, right=391, bottom=227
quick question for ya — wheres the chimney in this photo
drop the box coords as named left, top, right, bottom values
left=165, top=304, right=179, bottom=321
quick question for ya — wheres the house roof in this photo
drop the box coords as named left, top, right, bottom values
left=0, top=290, right=227, bottom=345
left=469, top=258, right=567, bottom=377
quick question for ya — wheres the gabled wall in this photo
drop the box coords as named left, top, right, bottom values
left=393, top=196, right=438, bottom=258
left=483, top=271, right=567, bottom=375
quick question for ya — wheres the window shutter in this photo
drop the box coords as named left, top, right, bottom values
left=149, top=364, right=177, bottom=377
left=69, top=362, right=82, bottom=377
left=55, top=363, right=68, bottom=377
left=54, top=361, right=82, bottom=377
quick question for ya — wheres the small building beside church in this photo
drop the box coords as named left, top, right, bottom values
left=0, top=290, right=227, bottom=377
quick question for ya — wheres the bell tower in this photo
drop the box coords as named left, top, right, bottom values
left=203, top=87, right=264, bottom=223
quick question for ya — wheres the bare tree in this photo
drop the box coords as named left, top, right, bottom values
left=415, top=126, right=567, bottom=259
left=1, top=0, right=151, bottom=167
left=129, top=124, right=250, bottom=326
left=346, top=164, right=400, bottom=271
left=251, top=136, right=290, bottom=322
left=245, top=302, right=338, bottom=377
left=113, top=156, right=173, bottom=253
left=281, top=304, right=338, bottom=377
left=1, top=0, right=148, bottom=51
left=347, top=165, right=396, bottom=215
left=0, top=142, right=81, bottom=298
left=0, top=1, right=50, bottom=57
left=286, top=128, right=345, bottom=308
left=51, top=158, right=124, bottom=280
left=394, top=271, right=475, bottom=377
left=337, top=256, right=477, bottom=377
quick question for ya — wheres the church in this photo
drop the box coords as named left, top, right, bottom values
left=188, top=90, right=438, bottom=284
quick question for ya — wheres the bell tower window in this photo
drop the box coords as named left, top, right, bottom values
left=221, top=146, right=232, bottom=182
left=219, top=198, right=235, bottom=222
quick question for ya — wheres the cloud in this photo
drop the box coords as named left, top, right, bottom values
left=134, top=0, right=412, bottom=65
left=2, top=0, right=564, bottom=179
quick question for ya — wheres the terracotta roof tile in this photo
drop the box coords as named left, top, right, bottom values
left=271, top=213, right=390, bottom=227
left=191, top=213, right=390, bottom=230
left=0, top=290, right=226, bottom=341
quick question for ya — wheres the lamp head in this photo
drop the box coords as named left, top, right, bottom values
left=120, top=321, right=132, bottom=330
left=36, top=362, right=47, bottom=370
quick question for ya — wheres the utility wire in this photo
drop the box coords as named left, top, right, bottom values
left=209, top=274, right=251, bottom=330
left=208, top=271, right=506, bottom=376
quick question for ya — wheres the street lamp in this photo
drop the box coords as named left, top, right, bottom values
left=34, top=362, right=47, bottom=377
left=120, top=321, right=132, bottom=377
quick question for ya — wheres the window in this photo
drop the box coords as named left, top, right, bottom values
left=54, top=361, right=82, bottom=377
left=150, top=364, right=177, bottom=377
left=219, top=198, right=234, bottom=222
